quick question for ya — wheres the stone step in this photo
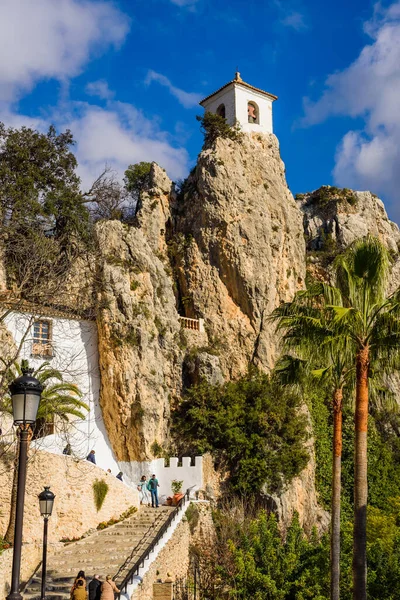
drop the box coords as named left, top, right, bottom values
left=23, top=506, right=176, bottom=598
left=24, top=593, right=70, bottom=600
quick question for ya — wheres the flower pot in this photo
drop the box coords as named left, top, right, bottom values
left=172, top=492, right=184, bottom=506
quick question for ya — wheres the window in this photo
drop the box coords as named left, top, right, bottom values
left=32, top=320, right=53, bottom=357
left=248, top=101, right=259, bottom=124
left=216, top=104, right=226, bottom=119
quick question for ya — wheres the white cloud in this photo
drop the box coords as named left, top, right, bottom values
left=85, top=79, right=115, bottom=100
left=169, top=0, right=199, bottom=6
left=145, top=70, right=202, bottom=108
left=0, top=0, right=189, bottom=189
left=281, top=11, right=308, bottom=31
left=301, top=1, right=400, bottom=208
left=63, top=102, right=189, bottom=187
left=0, top=0, right=129, bottom=102
left=273, top=0, right=309, bottom=32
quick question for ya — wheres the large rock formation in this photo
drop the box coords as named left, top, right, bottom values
left=172, top=132, right=306, bottom=377
left=95, top=167, right=184, bottom=461
left=297, top=186, right=400, bottom=254
left=94, top=137, right=325, bottom=531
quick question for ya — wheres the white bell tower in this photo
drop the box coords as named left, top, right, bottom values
left=199, top=72, right=277, bottom=135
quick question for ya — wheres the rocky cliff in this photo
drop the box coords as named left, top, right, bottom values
left=95, top=216, right=183, bottom=461
left=297, top=186, right=400, bottom=255
left=95, top=134, right=307, bottom=462
left=3, top=132, right=399, bottom=533
left=172, top=132, right=306, bottom=377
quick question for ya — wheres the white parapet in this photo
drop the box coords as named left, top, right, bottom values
left=119, top=456, right=203, bottom=502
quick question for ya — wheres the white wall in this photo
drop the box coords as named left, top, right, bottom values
left=201, top=82, right=274, bottom=134
left=120, top=457, right=203, bottom=501
left=3, top=312, right=120, bottom=474
left=234, top=84, right=274, bottom=134
left=201, top=84, right=236, bottom=126
left=2, top=313, right=204, bottom=501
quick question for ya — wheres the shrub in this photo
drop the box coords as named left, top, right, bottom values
left=130, top=280, right=139, bottom=291
left=196, top=112, right=242, bottom=146
left=151, top=440, right=164, bottom=458
left=171, top=479, right=183, bottom=494
left=173, top=369, right=308, bottom=496
left=93, top=479, right=109, bottom=512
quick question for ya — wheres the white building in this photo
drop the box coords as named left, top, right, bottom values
left=1, top=307, right=204, bottom=497
left=3, top=308, right=120, bottom=473
left=200, top=71, right=277, bottom=135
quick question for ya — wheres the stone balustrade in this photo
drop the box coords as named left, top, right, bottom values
left=178, top=316, right=205, bottom=333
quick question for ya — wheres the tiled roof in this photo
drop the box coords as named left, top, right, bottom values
left=0, top=291, right=95, bottom=321
left=200, top=74, right=278, bottom=105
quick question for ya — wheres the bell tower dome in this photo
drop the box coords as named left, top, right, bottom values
left=199, top=72, right=277, bottom=135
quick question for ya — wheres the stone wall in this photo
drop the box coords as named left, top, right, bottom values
left=0, top=543, right=42, bottom=600
left=130, top=502, right=214, bottom=600
left=0, top=449, right=139, bottom=544
left=131, top=520, right=190, bottom=600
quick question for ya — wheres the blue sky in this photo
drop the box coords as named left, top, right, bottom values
left=1, top=0, right=400, bottom=220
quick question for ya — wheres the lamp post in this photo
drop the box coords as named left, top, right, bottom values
left=38, top=486, right=55, bottom=600
left=6, top=368, right=43, bottom=600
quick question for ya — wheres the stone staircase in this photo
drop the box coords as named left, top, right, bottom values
left=23, top=506, right=175, bottom=600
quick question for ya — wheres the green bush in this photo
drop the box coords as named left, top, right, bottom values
left=93, top=479, right=109, bottom=512
left=173, top=369, right=308, bottom=496
left=171, top=479, right=183, bottom=494
left=196, top=112, right=242, bottom=146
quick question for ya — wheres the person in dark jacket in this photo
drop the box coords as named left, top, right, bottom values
left=86, top=450, right=96, bottom=464
left=88, top=575, right=101, bottom=600
left=63, top=444, right=72, bottom=455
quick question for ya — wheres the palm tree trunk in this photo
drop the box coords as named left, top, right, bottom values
left=353, top=346, right=369, bottom=600
left=331, top=387, right=343, bottom=600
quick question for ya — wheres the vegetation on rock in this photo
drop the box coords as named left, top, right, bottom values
left=298, top=186, right=357, bottom=208
left=196, top=112, right=242, bottom=146
left=173, top=370, right=309, bottom=496
left=93, top=479, right=109, bottom=512
left=124, top=161, right=152, bottom=216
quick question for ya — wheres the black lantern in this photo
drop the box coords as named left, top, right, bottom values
left=9, top=368, right=44, bottom=425
left=38, top=487, right=55, bottom=519
left=38, top=487, right=55, bottom=600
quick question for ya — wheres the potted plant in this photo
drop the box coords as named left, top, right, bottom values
left=171, top=479, right=184, bottom=506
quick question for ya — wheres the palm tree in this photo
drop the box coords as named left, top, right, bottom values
left=330, top=237, right=400, bottom=600
left=3, top=359, right=88, bottom=541
left=272, top=284, right=353, bottom=600
left=274, top=237, right=400, bottom=600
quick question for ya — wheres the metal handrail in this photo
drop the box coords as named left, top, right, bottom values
left=117, top=490, right=190, bottom=596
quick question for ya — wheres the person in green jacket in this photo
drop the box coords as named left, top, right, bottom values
left=148, top=474, right=160, bottom=507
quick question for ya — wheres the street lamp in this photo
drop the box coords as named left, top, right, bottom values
left=38, top=486, right=55, bottom=600
left=6, top=367, right=43, bottom=600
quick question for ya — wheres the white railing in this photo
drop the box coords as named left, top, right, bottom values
left=178, top=317, right=205, bottom=333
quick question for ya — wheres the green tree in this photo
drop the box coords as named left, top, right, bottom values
left=0, top=123, right=89, bottom=239
left=196, top=112, right=242, bottom=147
left=328, top=237, right=400, bottom=600
left=124, top=161, right=152, bottom=216
left=272, top=285, right=354, bottom=600
left=2, top=359, right=88, bottom=542
left=173, top=370, right=308, bottom=496
left=275, top=237, right=400, bottom=599
left=0, top=122, right=92, bottom=303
